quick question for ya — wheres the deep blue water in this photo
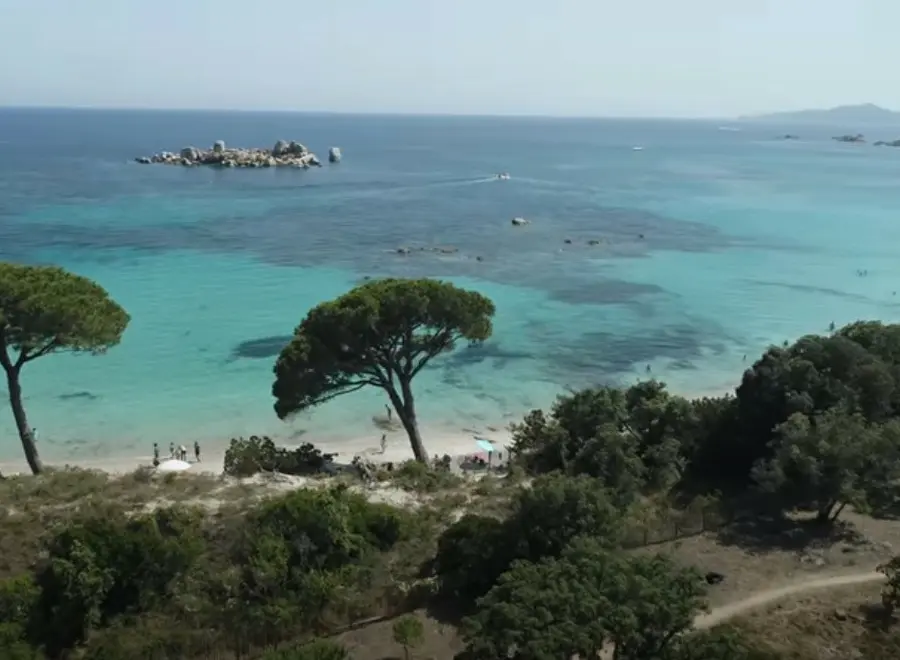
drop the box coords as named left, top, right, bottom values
left=2, top=108, right=900, bottom=466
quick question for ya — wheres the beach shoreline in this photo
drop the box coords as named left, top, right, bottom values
left=0, top=425, right=516, bottom=477
left=0, top=381, right=735, bottom=477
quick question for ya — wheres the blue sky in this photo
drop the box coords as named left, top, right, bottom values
left=0, top=0, right=895, bottom=117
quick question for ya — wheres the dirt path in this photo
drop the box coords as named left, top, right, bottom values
left=694, top=570, right=884, bottom=629
left=596, top=570, right=884, bottom=659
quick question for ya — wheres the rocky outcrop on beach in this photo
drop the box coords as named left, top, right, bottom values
left=135, top=139, right=324, bottom=168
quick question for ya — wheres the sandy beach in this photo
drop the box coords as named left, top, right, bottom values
left=0, top=426, right=514, bottom=477
left=0, top=381, right=733, bottom=477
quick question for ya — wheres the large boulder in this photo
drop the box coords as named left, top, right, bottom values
left=328, top=146, right=342, bottom=163
left=213, top=140, right=226, bottom=153
left=180, top=146, right=200, bottom=161
left=272, top=140, right=290, bottom=156
left=288, top=141, right=307, bottom=155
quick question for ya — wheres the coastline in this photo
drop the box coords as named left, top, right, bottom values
left=0, top=425, right=516, bottom=477
left=0, top=381, right=735, bottom=477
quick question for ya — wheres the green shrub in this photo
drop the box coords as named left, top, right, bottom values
left=259, top=638, right=350, bottom=659
left=33, top=507, right=205, bottom=656
left=387, top=460, right=463, bottom=492
left=224, top=436, right=337, bottom=478
left=434, top=475, right=625, bottom=602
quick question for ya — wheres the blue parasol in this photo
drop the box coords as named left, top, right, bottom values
left=474, top=437, right=496, bottom=453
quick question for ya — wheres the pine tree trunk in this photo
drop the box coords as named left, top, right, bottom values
left=388, top=378, right=429, bottom=463
left=4, top=367, right=43, bottom=475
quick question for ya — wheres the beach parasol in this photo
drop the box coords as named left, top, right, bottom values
left=156, top=459, right=192, bottom=473
left=474, top=437, right=496, bottom=453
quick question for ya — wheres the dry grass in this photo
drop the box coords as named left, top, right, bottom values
left=724, top=582, right=900, bottom=660
left=332, top=609, right=464, bottom=660
left=0, top=467, right=227, bottom=578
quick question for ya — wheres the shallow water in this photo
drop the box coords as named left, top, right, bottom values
left=2, top=109, right=900, bottom=464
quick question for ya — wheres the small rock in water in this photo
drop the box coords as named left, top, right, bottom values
left=511, top=217, right=529, bottom=226
left=329, top=146, right=342, bottom=163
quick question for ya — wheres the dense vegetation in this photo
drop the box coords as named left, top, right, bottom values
left=4, top=266, right=900, bottom=657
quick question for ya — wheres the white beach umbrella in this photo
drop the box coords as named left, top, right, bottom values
left=156, top=459, right=192, bottom=473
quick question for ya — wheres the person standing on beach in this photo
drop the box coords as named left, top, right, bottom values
left=380, top=434, right=387, bottom=454
left=169, top=442, right=175, bottom=458
left=153, top=443, right=159, bottom=462
left=194, top=441, right=201, bottom=463
left=385, top=404, right=392, bottom=422
left=178, top=444, right=187, bottom=461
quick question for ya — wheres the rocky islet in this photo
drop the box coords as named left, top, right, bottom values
left=135, top=139, right=341, bottom=168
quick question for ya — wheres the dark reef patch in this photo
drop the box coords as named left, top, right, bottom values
left=546, top=278, right=665, bottom=306
left=543, top=323, right=729, bottom=387
left=58, top=391, right=98, bottom=401
left=0, top=196, right=739, bottom=302
left=231, top=335, right=294, bottom=360
left=441, top=342, right=534, bottom=370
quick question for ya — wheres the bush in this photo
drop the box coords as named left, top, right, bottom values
left=0, top=575, right=39, bottom=659
left=224, top=436, right=337, bottom=478
left=434, top=514, right=511, bottom=601
left=385, top=460, right=463, bottom=492
left=434, top=475, right=625, bottom=603
left=242, top=487, right=406, bottom=574
left=33, top=507, right=205, bottom=656
left=259, top=638, right=350, bottom=659
left=224, top=487, right=409, bottom=650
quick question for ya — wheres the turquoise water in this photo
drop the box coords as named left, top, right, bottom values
left=2, top=108, right=900, bottom=464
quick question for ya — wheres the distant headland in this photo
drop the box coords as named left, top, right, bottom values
left=739, top=103, right=900, bottom=125
left=135, top=140, right=342, bottom=168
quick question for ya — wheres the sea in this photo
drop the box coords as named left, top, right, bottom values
left=1, top=108, right=900, bottom=467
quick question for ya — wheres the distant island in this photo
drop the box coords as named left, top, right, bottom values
left=740, top=103, right=900, bottom=125
left=135, top=140, right=342, bottom=168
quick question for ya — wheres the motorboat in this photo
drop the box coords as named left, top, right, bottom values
left=497, top=172, right=510, bottom=180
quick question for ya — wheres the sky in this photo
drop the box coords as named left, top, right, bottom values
left=0, top=0, right=897, bottom=118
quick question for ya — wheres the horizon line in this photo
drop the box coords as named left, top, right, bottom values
left=0, top=104, right=733, bottom=122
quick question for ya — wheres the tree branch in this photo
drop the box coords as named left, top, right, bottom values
left=307, top=380, right=376, bottom=407
left=20, top=338, right=60, bottom=365
left=409, top=329, right=458, bottom=378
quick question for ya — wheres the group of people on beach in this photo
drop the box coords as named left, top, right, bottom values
left=151, top=441, right=201, bottom=467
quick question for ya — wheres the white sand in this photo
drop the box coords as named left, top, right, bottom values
left=0, top=427, right=513, bottom=477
